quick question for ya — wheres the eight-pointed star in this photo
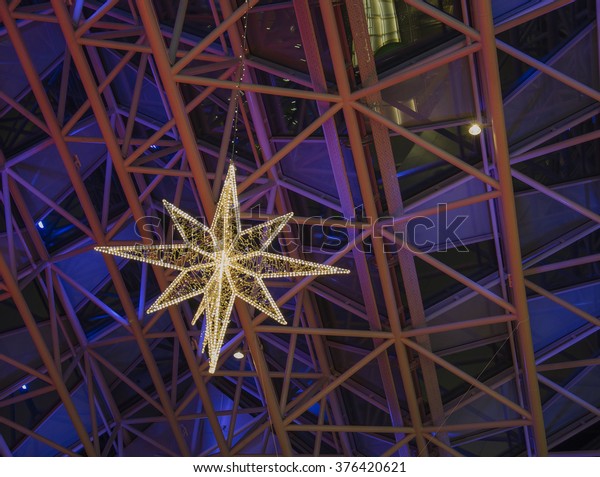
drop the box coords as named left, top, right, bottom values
left=95, top=164, right=349, bottom=373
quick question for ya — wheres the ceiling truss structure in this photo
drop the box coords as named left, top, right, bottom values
left=0, top=0, right=599, bottom=457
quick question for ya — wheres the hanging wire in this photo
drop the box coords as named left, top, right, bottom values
left=228, top=0, right=251, bottom=166
left=231, top=2, right=281, bottom=458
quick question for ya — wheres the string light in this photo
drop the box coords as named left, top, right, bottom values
left=95, top=164, right=349, bottom=373
left=97, top=0, right=350, bottom=374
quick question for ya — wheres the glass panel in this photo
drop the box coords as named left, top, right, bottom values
left=246, top=6, right=309, bottom=75
left=498, top=0, right=595, bottom=92
left=257, top=72, right=321, bottom=136
left=349, top=0, right=463, bottom=74
left=515, top=181, right=598, bottom=254
left=379, top=57, right=475, bottom=127
left=504, top=28, right=599, bottom=146
left=492, top=0, right=541, bottom=22
left=372, top=126, right=481, bottom=205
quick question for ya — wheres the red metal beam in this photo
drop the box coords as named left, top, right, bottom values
left=472, top=0, right=548, bottom=455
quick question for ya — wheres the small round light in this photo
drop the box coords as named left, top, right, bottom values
left=233, top=350, right=245, bottom=360
left=21, top=384, right=28, bottom=390
left=468, top=123, right=482, bottom=136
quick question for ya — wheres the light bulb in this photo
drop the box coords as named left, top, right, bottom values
left=95, top=165, right=349, bottom=373
left=468, top=123, right=482, bottom=136
left=233, top=350, right=245, bottom=360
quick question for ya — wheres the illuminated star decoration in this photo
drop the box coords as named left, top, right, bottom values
left=95, top=164, right=349, bottom=373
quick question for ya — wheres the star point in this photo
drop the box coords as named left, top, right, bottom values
left=96, top=164, right=349, bottom=373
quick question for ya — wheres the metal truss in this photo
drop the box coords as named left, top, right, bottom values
left=0, top=0, right=598, bottom=457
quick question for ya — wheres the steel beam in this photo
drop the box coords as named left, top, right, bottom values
left=0, top=415, right=78, bottom=457
left=50, top=0, right=232, bottom=455
left=495, top=0, right=574, bottom=34
left=472, top=0, right=548, bottom=455
left=537, top=374, right=600, bottom=417
left=295, top=0, right=413, bottom=455
left=0, top=252, right=95, bottom=454
left=135, top=0, right=292, bottom=455
left=525, top=280, right=600, bottom=328
left=317, top=0, right=432, bottom=455
left=346, top=0, right=459, bottom=452
left=2, top=0, right=595, bottom=457
left=171, top=0, right=260, bottom=74
left=0, top=152, right=124, bottom=445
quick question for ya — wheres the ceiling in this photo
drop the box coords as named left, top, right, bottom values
left=0, top=0, right=599, bottom=457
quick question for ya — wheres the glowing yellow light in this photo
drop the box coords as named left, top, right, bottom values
left=95, top=164, right=349, bottom=373
left=468, top=123, right=482, bottom=136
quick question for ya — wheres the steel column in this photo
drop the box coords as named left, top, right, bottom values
left=295, top=0, right=411, bottom=455
left=318, top=0, right=432, bottom=455
left=472, top=0, right=548, bottom=455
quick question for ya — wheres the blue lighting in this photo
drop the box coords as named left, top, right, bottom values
left=37, top=220, right=44, bottom=229
left=21, top=384, right=27, bottom=390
